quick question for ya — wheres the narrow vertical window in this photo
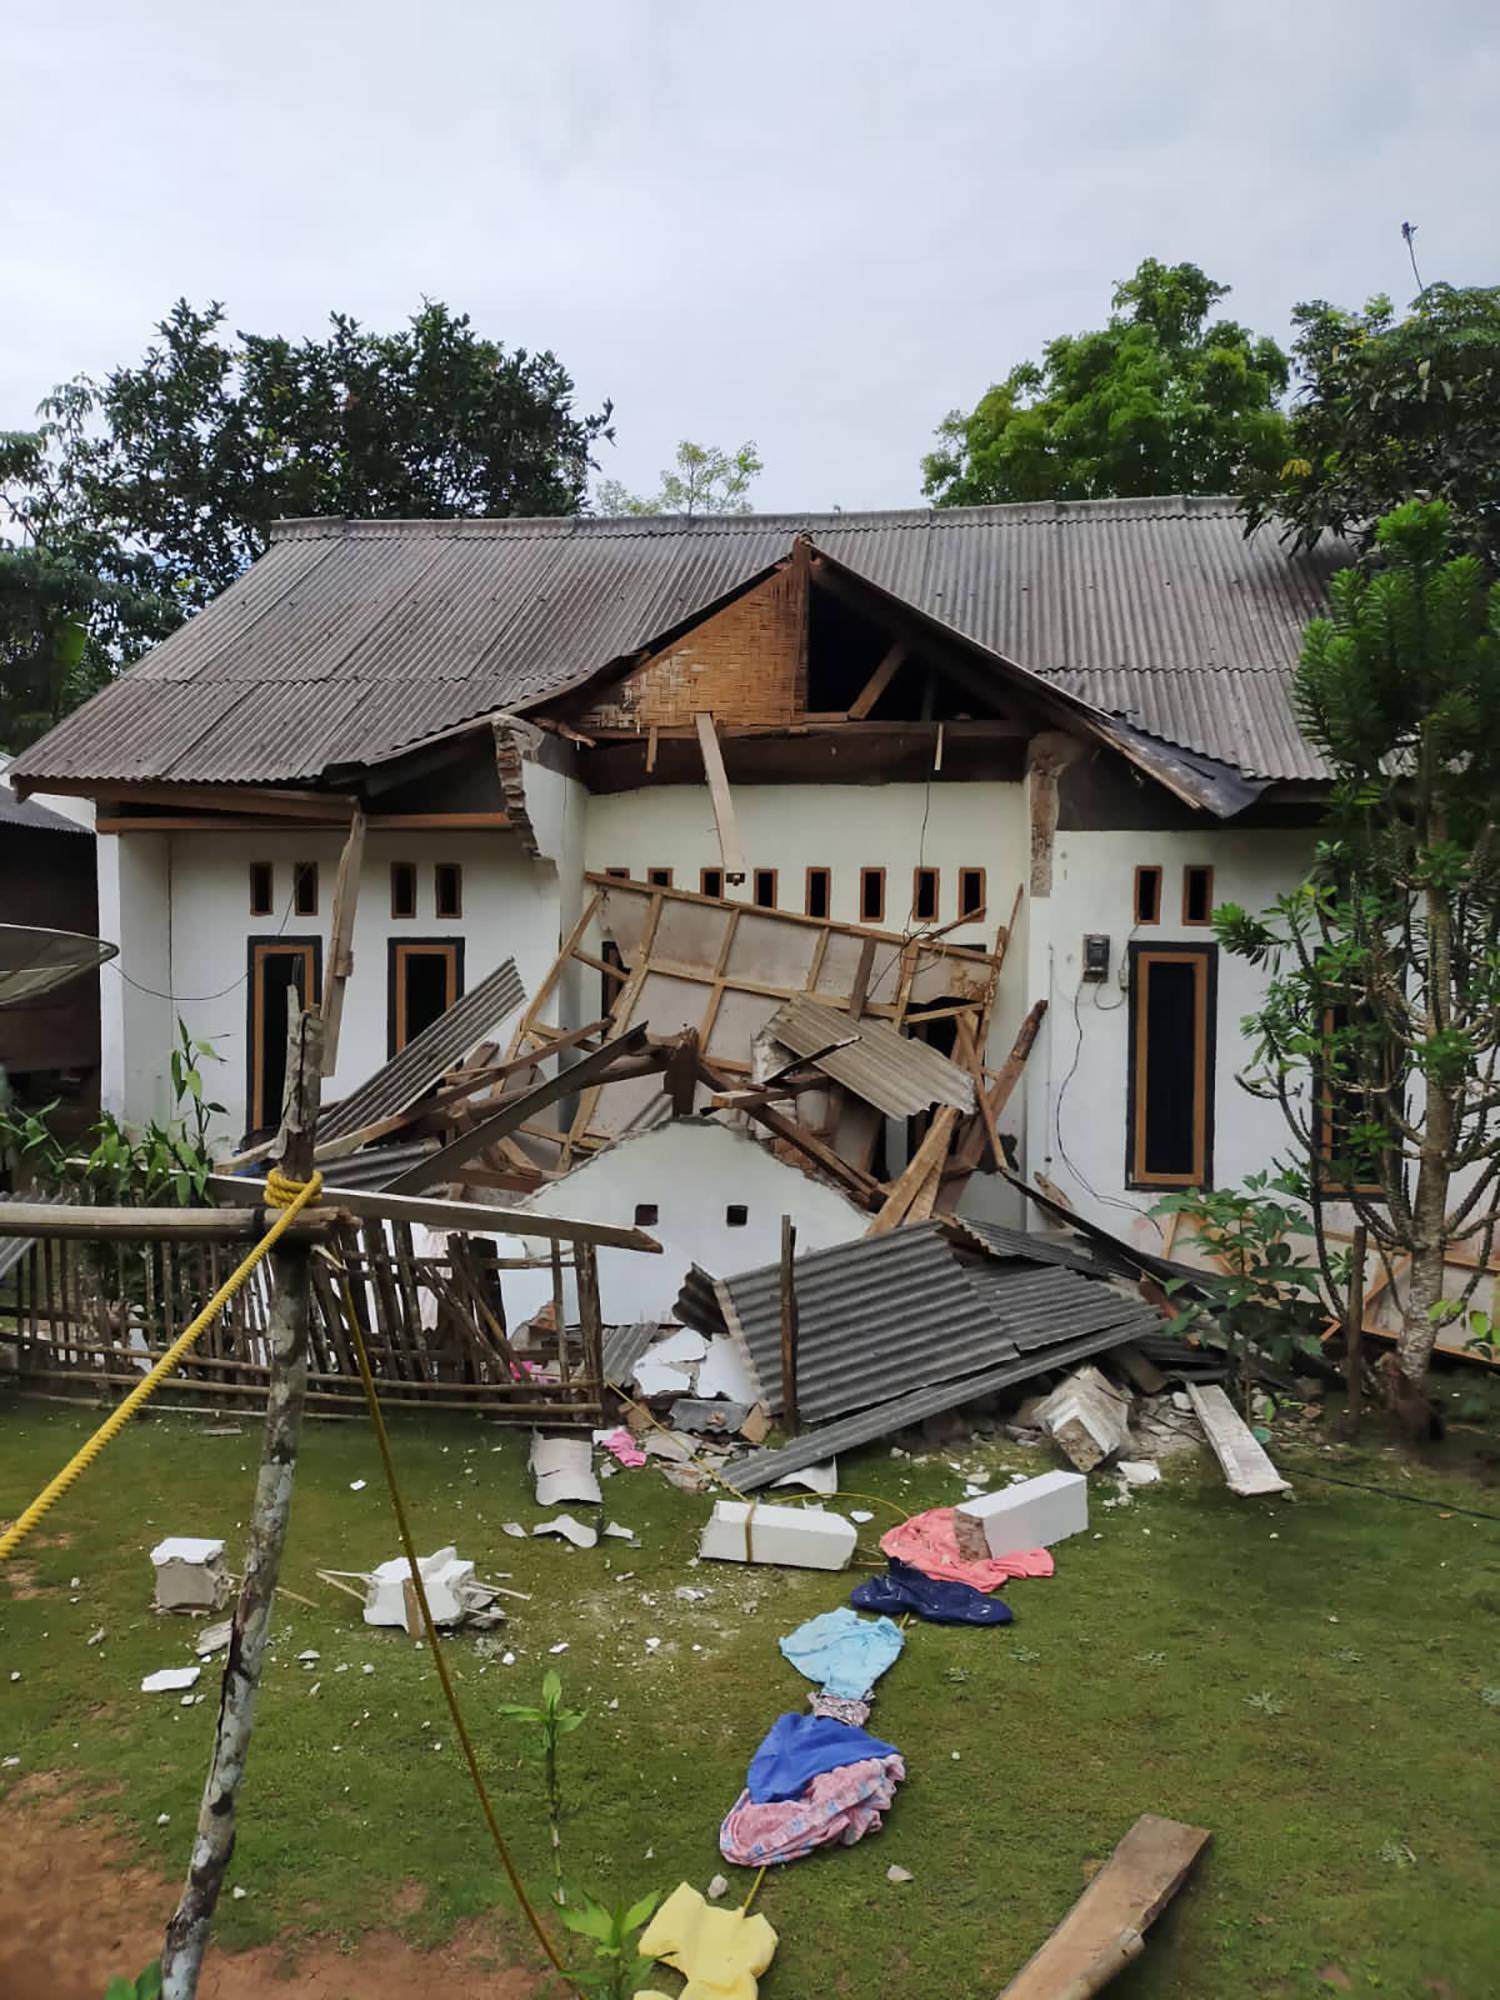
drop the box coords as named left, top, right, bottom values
left=805, top=867, right=831, bottom=919
left=248, top=939, right=321, bottom=1132
left=292, top=861, right=318, bottom=916
left=958, top=868, right=986, bottom=919
left=912, top=867, right=939, bottom=923
left=388, top=940, right=463, bottom=1056
left=390, top=861, right=417, bottom=919
left=647, top=867, right=673, bottom=889
left=860, top=868, right=885, bottom=924
left=1134, top=865, right=1162, bottom=926
left=248, top=862, right=273, bottom=917
left=701, top=867, right=724, bottom=899
left=753, top=868, right=778, bottom=909
left=435, top=862, right=462, bottom=919
left=1128, top=944, right=1216, bottom=1187
left=1182, top=865, right=1214, bottom=926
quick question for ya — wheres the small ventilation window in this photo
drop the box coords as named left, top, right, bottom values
left=647, top=867, right=673, bottom=889
left=725, top=1204, right=748, bottom=1227
left=913, top=867, right=939, bottom=923
left=390, top=862, right=417, bottom=919
left=249, top=862, right=273, bottom=917
left=435, top=863, right=462, bottom=919
left=634, top=1202, right=659, bottom=1227
left=1134, top=865, right=1162, bottom=926
left=701, top=867, right=724, bottom=899
left=753, top=868, right=778, bottom=909
left=605, top=866, right=630, bottom=880
left=860, top=868, right=886, bottom=923
left=958, top=868, right=986, bottom=919
left=805, top=867, right=831, bottom=920
left=293, top=862, right=318, bottom=916
left=1183, top=865, right=1215, bottom=927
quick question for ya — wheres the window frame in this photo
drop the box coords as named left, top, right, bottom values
left=805, top=867, right=831, bottom=920
left=958, top=867, right=986, bottom=921
left=647, top=866, right=673, bottom=889
left=912, top=865, right=940, bottom=924
left=1126, top=941, right=1217, bottom=1189
left=700, top=866, right=725, bottom=899
left=1133, top=864, right=1163, bottom=927
left=434, top=861, right=463, bottom=920
left=1317, top=1000, right=1393, bottom=1197
left=390, top=860, right=417, bottom=920
left=386, top=938, right=465, bottom=1058
left=292, top=861, right=319, bottom=917
left=1182, top=864, right=1215, bottom=927
left=248, top=861, right=274, bottom=918
left=859, top=866, right=886, bottom=924
left=245, top=936, right=322, bottom=1135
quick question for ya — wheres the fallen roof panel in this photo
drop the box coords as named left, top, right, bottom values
left=766, top=994, right=975, bottom=1119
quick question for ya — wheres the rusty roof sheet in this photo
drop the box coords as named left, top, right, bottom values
left=766, top=994, right=975, bottom=1119
left=12, top=498, right=1347, bottom=791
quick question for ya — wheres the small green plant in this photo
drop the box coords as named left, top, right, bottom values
left=1152, top=1174, right=1325, bottom=1415
left=497, top=1667, right=586, bottom=1908
left=104, top=1965, right=161, bottom=2000
left=1246, top=1689, right=1286, bottom=1716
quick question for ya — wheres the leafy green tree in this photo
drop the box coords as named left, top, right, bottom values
left=0, top=300, right=611, bottom=748
left=596, top=437, right=762, bottom=518
left=922, top=258, right=1289, bottom=506
left=1244, top=283, right=1500, bottom=565
left=1218, top=500, right=1500, bottom=1419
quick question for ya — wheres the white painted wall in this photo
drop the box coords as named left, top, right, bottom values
left=501, top=1116, right=870, bottom=1327
left=96, top=831, right=172, bottom=1124
left=1023, top=825, right=1314, bottom=1251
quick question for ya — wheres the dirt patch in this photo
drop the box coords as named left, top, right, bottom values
left=1, top=1562, right=41, bottom=1599
left=0, top=1779, right=541, bottom=2000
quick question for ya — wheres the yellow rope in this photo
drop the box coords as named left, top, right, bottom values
left=0, top=1171, right=324, bottom=1564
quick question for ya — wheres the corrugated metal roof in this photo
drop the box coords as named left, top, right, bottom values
left=11, top=498, right=1346, bottom=790
left=766, top=996, right=975, bottom=1119
left=318, top=958, right=525, bottom=1143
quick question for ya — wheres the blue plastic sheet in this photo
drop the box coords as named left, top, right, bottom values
left=779, top=1607, right=905, bottom=1699
left=746, top=1712, right=901, bottom=1805
left=851, top=1558, right=1015, bottom=1627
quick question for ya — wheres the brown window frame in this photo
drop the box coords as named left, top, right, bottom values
left=292, top=860, right=319, bottom=917
left=647, top=867, right=673, bottom=889
left=387, top=938, right=464, bottom=1058
left=753, top=868, right=778, bottom=909
left=805, top=867, right=831, bottom=919
left=958, top=867, right=986, bottom=920
left=248, top=861, right=274, bottom=918
left=434, top=862, right=463, bottom=920
left=1182, top=865, right=1215, bottom=927
left=604, top=866, right=630, bottom=880
left=1126, top=942, right=1216, bottom=1189
left=1134, top=865, right=1162, bottom=926
left=390, top=861, right=417, bottom=919
left=912, top=866, right=940, bottom=923
left=700, top=867, right=725, bottom=899
left=246, top=937, right=321, bottom=1135
left=860, top=867, right=886, bottom=924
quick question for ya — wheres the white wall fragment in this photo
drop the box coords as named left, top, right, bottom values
left=954, top=1469, right=1089, bottom=1560
left=699, top=1500, right=856, bottom=1571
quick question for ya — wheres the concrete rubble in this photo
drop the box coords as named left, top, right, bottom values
left=149, top=1536, right=229, bottom=1614
left=362, top=1547, right=507, bottom=1633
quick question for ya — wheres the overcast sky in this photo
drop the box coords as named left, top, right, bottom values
left=4, top=1, right=1495, bottom=514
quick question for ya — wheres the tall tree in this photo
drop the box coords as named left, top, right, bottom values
left=596, top=438, right=762, bottom=519
left=1243, top=282, right=1500, bottom=566
left=922, top=258, right=1289, bottom=507
left=1218, top=500, right=1500, bottom=1424
left=0, top=300, right=611, bottom=747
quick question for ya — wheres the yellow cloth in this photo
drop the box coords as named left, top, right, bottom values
left=637, top=1881, right=778, bottom=2000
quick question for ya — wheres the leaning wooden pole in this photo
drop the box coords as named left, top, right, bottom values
left=161, top=1008, right=324, bottom=2000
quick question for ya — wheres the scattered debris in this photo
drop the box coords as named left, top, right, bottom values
left=771, top=1459, right=838, bottom=1497
left=1035, top=1366, right=1132, bottom=1472
left=887, top=1864, right=914, bottom=1885
left=149, top=1536, right=228, bottom=1614
left=362, top=1548, right=507, bottom=1633
left=534, top=1515, right=599, bottom=1550
left=194, top=1619, right=233, bottom=1658
left=349, top=1479, right=367, bottom=1492
left=529, top=1434, right=602, bottom=1507
left=706, top=1873, right=730, bottom=1901
left=700, top=1500, right=857, bottom=1571
left=603, top=1521, right=638, bottom=1542
left=501, top=1521, right=527, bottom=1539
left=1187, top=1385, right=1292, bottom=1498
left=954, top=1471, right=1088, bottom=1562
left=596, top=1426, right=647, bottom=1468
left=1116, top=1460, right=1161, bottom=1489
left=670, top=1397, right=753, bottom=1436
left=141, top=1665, right=202, bottom=1695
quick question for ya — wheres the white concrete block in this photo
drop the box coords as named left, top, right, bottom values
left=954, top=1469, right=1089, bottom=1559
left=149, top=1536, right=228, bottom=1613
left=698, top=1500, right=856, bottom=1572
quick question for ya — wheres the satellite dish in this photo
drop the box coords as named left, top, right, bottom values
left=0, top=925, right=119, bottom=1008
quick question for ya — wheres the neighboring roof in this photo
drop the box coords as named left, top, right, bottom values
left=10, top=497, right=1346, bottom=793
left=765, top=995, right=976, bottom=1120
left=0, top=772, right=90, bottom=836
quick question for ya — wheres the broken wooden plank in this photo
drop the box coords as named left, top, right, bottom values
left=694, top=711, right=747, bottom=884
left=695, top=1052, right=883, bottom=1210
left=319, top=807, right=366, bottom=1075
left=867, top=1106, right=960, bottom=1236
left=847, top=641, right=906, bottom=721
left=997, top=1813, right=1211, bottom=2000
left=1186, top=1383, right=1291, bottom=1496
left=952, top=998, right=1048, bottom=1174
left=207, top=1176, right=662, bottom=1254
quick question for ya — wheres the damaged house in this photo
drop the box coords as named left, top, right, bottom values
left=9, top=497, right=1347, bottom=1287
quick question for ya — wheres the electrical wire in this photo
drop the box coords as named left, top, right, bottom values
left=104, top=866, right=306, bottom=1006
left=1051, top=973, right=1154, bottom=1222
left=1277, top=1455, right=1500, bottom=1524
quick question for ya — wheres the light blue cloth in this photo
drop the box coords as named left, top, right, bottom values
left=778, top=1607, right=904, bottom=1700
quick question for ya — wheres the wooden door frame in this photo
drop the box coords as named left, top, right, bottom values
left=246, top=936, right=322, bottom=1134
left=1126, top=941, right=1217, bottom=1189
left=387, top=938, right=465, bottom=1058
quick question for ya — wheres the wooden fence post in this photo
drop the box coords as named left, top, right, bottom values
left=779, top=1214, right=799, bottom=1437
left=1345, top=1222, right=1368, bottom=1438
left=161, top=1007, right=324, bottom=1999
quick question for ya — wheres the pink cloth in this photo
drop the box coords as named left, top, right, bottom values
left=720, top=1754, right=905, bottom=1866
left=879, top=1506, right=1053, bottom=1591
left=600, top=1426, right=647, bottom=1468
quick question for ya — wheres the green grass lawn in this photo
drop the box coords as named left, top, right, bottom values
left=2, top=1392, right=1499, bottom=1998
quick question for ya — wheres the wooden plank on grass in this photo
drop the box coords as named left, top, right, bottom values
left=997, top=1813, right=1211, bottom=2000
left=1186, top=1383, right=1291, bottom=1496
